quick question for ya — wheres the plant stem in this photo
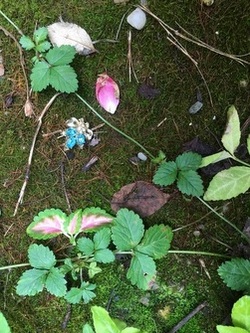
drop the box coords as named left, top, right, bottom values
left=0, top=10, right=23, bottom=35
left=75, top=93, right=155, bottom=159
left=0, top=263, right=30, bottom=271
left=168, top=250, right=230, bottom=259
left=231, top=156, right=250, bottom=167
left=197, top=197, right=250, bottom=245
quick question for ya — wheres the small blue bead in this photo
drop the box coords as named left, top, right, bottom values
left=66, top=137, right=77, bottom=149
left=77, top=134, right=86, bottom=146
left=65, top=128, right=77, bottom=137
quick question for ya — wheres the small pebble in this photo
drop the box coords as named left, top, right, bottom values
left=137, top=152, right=147, bottom=161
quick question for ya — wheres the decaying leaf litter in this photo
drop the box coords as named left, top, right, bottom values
left=1, top=0, right=250, bottom=332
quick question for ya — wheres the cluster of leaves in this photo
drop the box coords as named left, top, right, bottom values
left=153, top=151, right=204, bottom=197
left=217, top=295, right=250, bottom=333
left=20, top=27, right=78, bottom=93
left=16, top=207, right=173, bottom=303
left=83, top=306, right=142, bottom=333
left=200, top=105, right=250, bottom=201
left=218, top=258, right=250, bottom=293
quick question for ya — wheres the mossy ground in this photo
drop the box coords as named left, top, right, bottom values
left=0, top=0, right=250, bottom=332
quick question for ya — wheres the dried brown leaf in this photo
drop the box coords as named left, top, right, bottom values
left=111, top=181, right=171, bottom=217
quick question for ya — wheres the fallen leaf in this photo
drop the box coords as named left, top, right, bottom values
left=111, top=181, right=171, bottom=217
left=47, top=20, right=96, bottom=55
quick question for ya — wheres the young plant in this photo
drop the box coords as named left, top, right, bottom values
left=7, top=207, right=173, bottom=303
left=20, top=27, right=78, bottom=93
left=83, top=306, right=142, bottom=333
left=200, top=105, right=250, bottom=201
left=153, top=151, right=204, bottom=197
left=216, top=295, right=250, bottom=333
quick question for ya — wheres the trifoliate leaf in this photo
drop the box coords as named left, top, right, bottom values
left=232, top=296, right=250, bottom=331
left=49, top=65, right=78, bottom=93
left=77, top=237, right=95, bottom=255
left=94, top=249, right=115, bottom=263
left=33, top=27, right=49, bottom=44
left=36, top=41, right=51, bottom=53
left=19, top=35, right=35, bottom=50
left=65, top=282, right=96, bottom=304
left=45, top=267, right=67, bottom=297
left=93, top=228, right=111, bottom=250
left=204, top=166, right=250, bottom=201
left=136, top=224, right=173, bottom=259
left=177, top=170, right=204, bottom=196
left=30, top=61, right=51, bottom=92
left=153, top=161, right=177, bottom=186
left=45, top=45, right=76, bottom=66
left=16, top=268, right=47, bottom=296
left=91, top=306, right=120, bottom=333
left=176, top=152, right=202, bottom=171
left=111, top=209, right=144, bottom=251
left=28, top=244, right=56, bottom=269
left=27, top=208, right=67, bottom=240
left=218, top=258, right=250, bottom=293
left=127, top=252, right=156, bottom=290
left=0, top=312, right=11, bottom=333
left=88, top=262, right=102, bottom=278
left=221, top=105, right=241, bottom=155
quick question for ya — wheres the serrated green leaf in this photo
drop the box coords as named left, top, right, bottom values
left=91, top=306, right=120, bottom=333
left=204, top=166, right=250, bottom=201
left=45, top=45, right=76, bottom=66
left=94, top=248, right=115, bottom=263
left=88, top=262, right=102, bottom=278
left=0, top=312, right=11, bottom=333
left=232, top=296, right=250, bottom=331
left=216, top=325, right=248, bottom=333
left=247, top=135, right=250, bottom=155
left=221, top=105, right=241, bottom=155
left=153, top=161, right=177, bottom=186
left=127, top=252, right=156, bottom=290
left=36, top=41, right=51, bottom=53
left=60, top=258, right=74, bottom=275
left=27, top=208, right=67, bottom=240
left=177, top=170, right=204, bottom=196
left=136, top=224, right=173, bottom=259
left=28, top=244, right=56, bottom=269
left=77, top=237, right=94, bottom=255
left=111, top=209, right=144, bottom=251
left=16, top=269, right=47, bottom=296
left=65, top=282, right=96, bottom=304
left=176, top=152, right=202, bottom=171
left=49, top=65, right=78, bottom=93
left=94, top=228, right=111, bottom=250
left=45, top=267, right=67, bottom=297
left=33, top=27, right=48, bottom=44
left=30, top=61, right=51, bottom=92
left=200, top=150, right=232, bottom=168
left=19, top=35, right=35, bottom=50
left=218, top=258, right=250, bottom=293
left=82, top=323, right=95, bottom=333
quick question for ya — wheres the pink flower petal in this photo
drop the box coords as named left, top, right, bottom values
left=96, top=73, right=120, bottom=114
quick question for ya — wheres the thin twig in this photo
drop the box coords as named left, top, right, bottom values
left=60, top=161, right=72, bottom=213
left=127, top=30, right=139, bottom=83
left=13, top=93, right=60, bottom=216
left=0, top=25, right=30, bottom=102
left=167, top=302, right=207, bottom=333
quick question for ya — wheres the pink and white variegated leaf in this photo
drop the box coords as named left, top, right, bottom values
left=27, top=209, right=67, bottom=240
left=80, top=207, right=114, bottom=232
left=63, top=209, right=82, bottom=236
